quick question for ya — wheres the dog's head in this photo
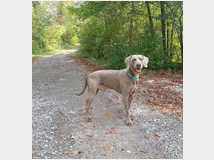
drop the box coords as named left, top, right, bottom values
left=125, top=55, right=149, bottom=73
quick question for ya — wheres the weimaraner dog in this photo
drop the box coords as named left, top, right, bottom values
left=76, top=55, right=149, bottom=125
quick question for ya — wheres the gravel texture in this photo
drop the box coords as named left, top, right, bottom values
left=32, top=50, right=183, bottom=159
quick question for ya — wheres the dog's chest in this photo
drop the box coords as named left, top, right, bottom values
left=129, top=80, right=138, bottom=95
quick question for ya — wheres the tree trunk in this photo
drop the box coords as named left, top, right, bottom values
left=177, top=3, right=183, bottom=63
left=145, top=1, right=154, bottom=36
left=167, top=22, right=169, bottom=51
left=160, top=1, right=166, bottom=52
left=179, top=16, right=183, bottom=63
left=129, top=2, right=135, bottom=48
left=170, top=21, right=175, bottom=58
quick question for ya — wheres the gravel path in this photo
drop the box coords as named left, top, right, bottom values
left=32, top=51, right=183, bottom=159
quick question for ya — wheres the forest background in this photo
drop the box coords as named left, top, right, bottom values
left=32, top=1, right=183, bottom=70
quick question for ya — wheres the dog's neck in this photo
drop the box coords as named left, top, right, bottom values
left=129, top=66, right=140, bottom=77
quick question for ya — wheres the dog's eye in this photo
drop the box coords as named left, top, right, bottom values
left=139, top=58, right=143, bottom=61
left=132, top=59, right=136, bottom=62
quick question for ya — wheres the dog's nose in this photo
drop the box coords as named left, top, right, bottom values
left=136, top=64, right=141, bottom=68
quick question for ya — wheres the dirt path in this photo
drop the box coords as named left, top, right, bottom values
left=32, top=51, right=183, bottom=159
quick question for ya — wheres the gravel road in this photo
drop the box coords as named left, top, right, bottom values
left=32, top=50, right=183, bottom=159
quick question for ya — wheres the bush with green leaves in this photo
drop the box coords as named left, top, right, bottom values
left=32, top=1, right=79, bottom=55
left=69, top=1, right=182, bottom=70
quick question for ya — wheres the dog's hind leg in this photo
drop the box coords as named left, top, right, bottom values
left=85, top=79, right=99, bottom=122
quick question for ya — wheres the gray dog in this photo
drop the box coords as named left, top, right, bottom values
left=76, top=55, right=149, bottom=125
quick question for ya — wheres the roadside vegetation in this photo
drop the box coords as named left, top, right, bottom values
left=32, top=1, right=183, bottom=72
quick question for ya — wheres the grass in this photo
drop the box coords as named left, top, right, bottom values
left=32, top=54, right=45, bottom=59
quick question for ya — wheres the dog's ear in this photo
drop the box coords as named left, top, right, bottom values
left=125, top=55, right=132, bottom=68
left=142, top=55, right=149, bottom=68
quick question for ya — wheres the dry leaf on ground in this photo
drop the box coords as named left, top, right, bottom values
left=110, top=130, right=117, bottom=134
left=76, top=151, right=83, bottom=156
left=106, top=127, right=117, bottom=134
left=162, top=108, right=168, bottom=113
left=59, top=110, right=64, bottom=115
left=105, top=113, right=111, bottom=117
left=103, top=145, right=111, bottom=150
left=63, top=151, right=69, bottom=154
left=154, top=133, right=161, bottom=138
left=141, top=149, right=148, bottom=153
left=32, top=152, right=35, bottom=155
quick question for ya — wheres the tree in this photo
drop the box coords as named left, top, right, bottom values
left=67, top=1, right=183, bottom=70
left=160, top=1, right=166, bottom=52
left=32, top=1, right=79, bottom=54
left=145, top=1, right=154, bottom=36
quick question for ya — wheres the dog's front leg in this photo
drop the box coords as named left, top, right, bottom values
left=123, top=95, right=133, bottom=126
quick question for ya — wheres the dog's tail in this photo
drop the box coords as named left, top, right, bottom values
left=75, top=77, right=88, bottom=96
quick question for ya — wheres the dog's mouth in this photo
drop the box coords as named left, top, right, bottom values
left=135, top=68, right=142, bottom=73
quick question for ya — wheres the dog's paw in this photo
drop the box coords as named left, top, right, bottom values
left=126, top=120, right=133, bottom=126
left=87, top=117, right=92, bottom=122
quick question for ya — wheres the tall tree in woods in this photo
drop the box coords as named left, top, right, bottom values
left=32, top=1, right=79, bottom=54
left=65, top=1, right=183, bottom=69
left=160, top=1, right=166, bottom=52
left=177, top=1, right=183, bottom=63
left=146, top=1, right=154, bottom=36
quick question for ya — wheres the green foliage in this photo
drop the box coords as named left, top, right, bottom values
left=105, top=44, right=135, bottom=69
left=68, top=1, right=183, bottom=70
left=32, top=1, right=79, bottom=55
left=43, top=24, right=66, bottom=52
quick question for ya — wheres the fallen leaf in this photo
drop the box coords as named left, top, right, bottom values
left=110, top=130, right=117, bottom=134
left=154, top=133, right=161, bottom=138
left=162, top=108, right=168, bottom=113
left=103, top=156, right=107, bottom=159
left=121, top=147, right=126, bottom=151
left=76, top=151, right=82, bottom=156
left=121, top=116, right=125, bottom=119
left=103, top=145, right=111, bottom=150
left=63, top=151, right=69, bottom=154
left=32, top=152, right=35, bottom=155
left=105, top=113, right=111, bottom=117
left=59, top=110, right=64, bottom=115
left=141, top=149, right=148, bottom=153
left=60, top=90, right=62, bottom=92
left=106, top=127, right=117, bottom=134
